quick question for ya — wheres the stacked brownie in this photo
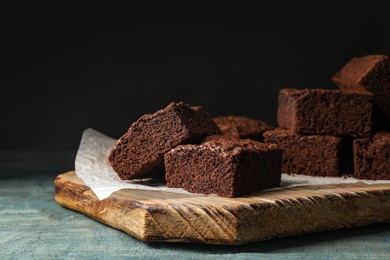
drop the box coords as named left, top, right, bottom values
left=264, top=54, right=390, bottom=179
left=108, top=101, right=282, bottom=197
left=333, top=55, right=390, bottom=180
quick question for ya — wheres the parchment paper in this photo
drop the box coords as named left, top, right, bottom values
left=75, top=128, right=390, bottom=200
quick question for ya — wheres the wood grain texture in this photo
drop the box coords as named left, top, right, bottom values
left=54, top=171, right=390, bottom=245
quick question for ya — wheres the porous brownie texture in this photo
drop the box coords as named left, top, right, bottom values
left=332, top=54, right=390, bottom=119
left=353, top=132, right=390, bottom=180
left=277, top=88, right=373, bottom=138
left=213, top=115, right=274, bottom=141
left=108, top=101, right=221, bottom=180
left=164, top=136, right=282, bottom=197
left=263, top=128, right=343, bottom=176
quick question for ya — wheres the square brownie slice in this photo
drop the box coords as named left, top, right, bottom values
left=108, top=101, right=221, bottom=180
left=213, top=115, right=274, bottom=141
left=332, top=54, right=390, bottom=119
left=353, top=132, right=390, bottom=180
left=164, top=136, right=282, bottom=197
left=263, top=128, right=343, bottom=176
left=277, top=88, right=373, bottom=138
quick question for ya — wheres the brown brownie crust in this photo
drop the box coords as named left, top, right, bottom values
left=108, top=102, right=221, bottom=180
left=277, top=88, right=373, bottom=138
left=263, top=128, right=342, bottom=176
left=353, top=132, right=390, bottom=180
left=332, top=55, right=390, bottom=119
left=213, top=115, right=274, bottom=141
left=164, top=137, right=282, bottom=197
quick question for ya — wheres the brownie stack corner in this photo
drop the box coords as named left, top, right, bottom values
left=264, top=54, right=390, bottom=179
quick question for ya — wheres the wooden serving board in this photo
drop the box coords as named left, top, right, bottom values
left=55, top=171, right=390, bottom=245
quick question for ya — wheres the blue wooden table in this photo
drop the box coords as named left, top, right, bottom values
left=1, top=151, right=389, bottom=259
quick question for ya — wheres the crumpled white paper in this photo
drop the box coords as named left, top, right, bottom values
left=75, top=128, right=390, bottom=200
left=75, top=128, right=191, bottom=200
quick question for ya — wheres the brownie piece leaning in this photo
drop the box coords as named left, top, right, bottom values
left=164, top=136, right=282, bottom=197
left=213, top=115, right=274, bottom=141
left=263, top=128, right=343, bottom=176
left=332, top=54, right=390, bottom=119
left=277, top=88, right=373, bottom=138
left=353, top=132, right=390, bottom=180
left=108, top=101, right=221, bottom=180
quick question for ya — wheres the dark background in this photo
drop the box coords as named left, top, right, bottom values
left=3, top=2, right=390, bottom=152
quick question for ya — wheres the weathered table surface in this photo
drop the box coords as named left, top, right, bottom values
left=1, top=151, right=390, bottom=259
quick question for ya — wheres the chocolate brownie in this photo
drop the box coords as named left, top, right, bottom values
left=213, top=115, right=274, bottom=141
left=108, top=101, right=221, bottom=180
left=277, top=88, right=373, bottom=138
left=263, top=128, right=343, bottom=176
left=353, top=132, right=390, bottom=180
left=332, top=55, right=390, bottom=119
left=164, top=136, right=282, bottom=197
